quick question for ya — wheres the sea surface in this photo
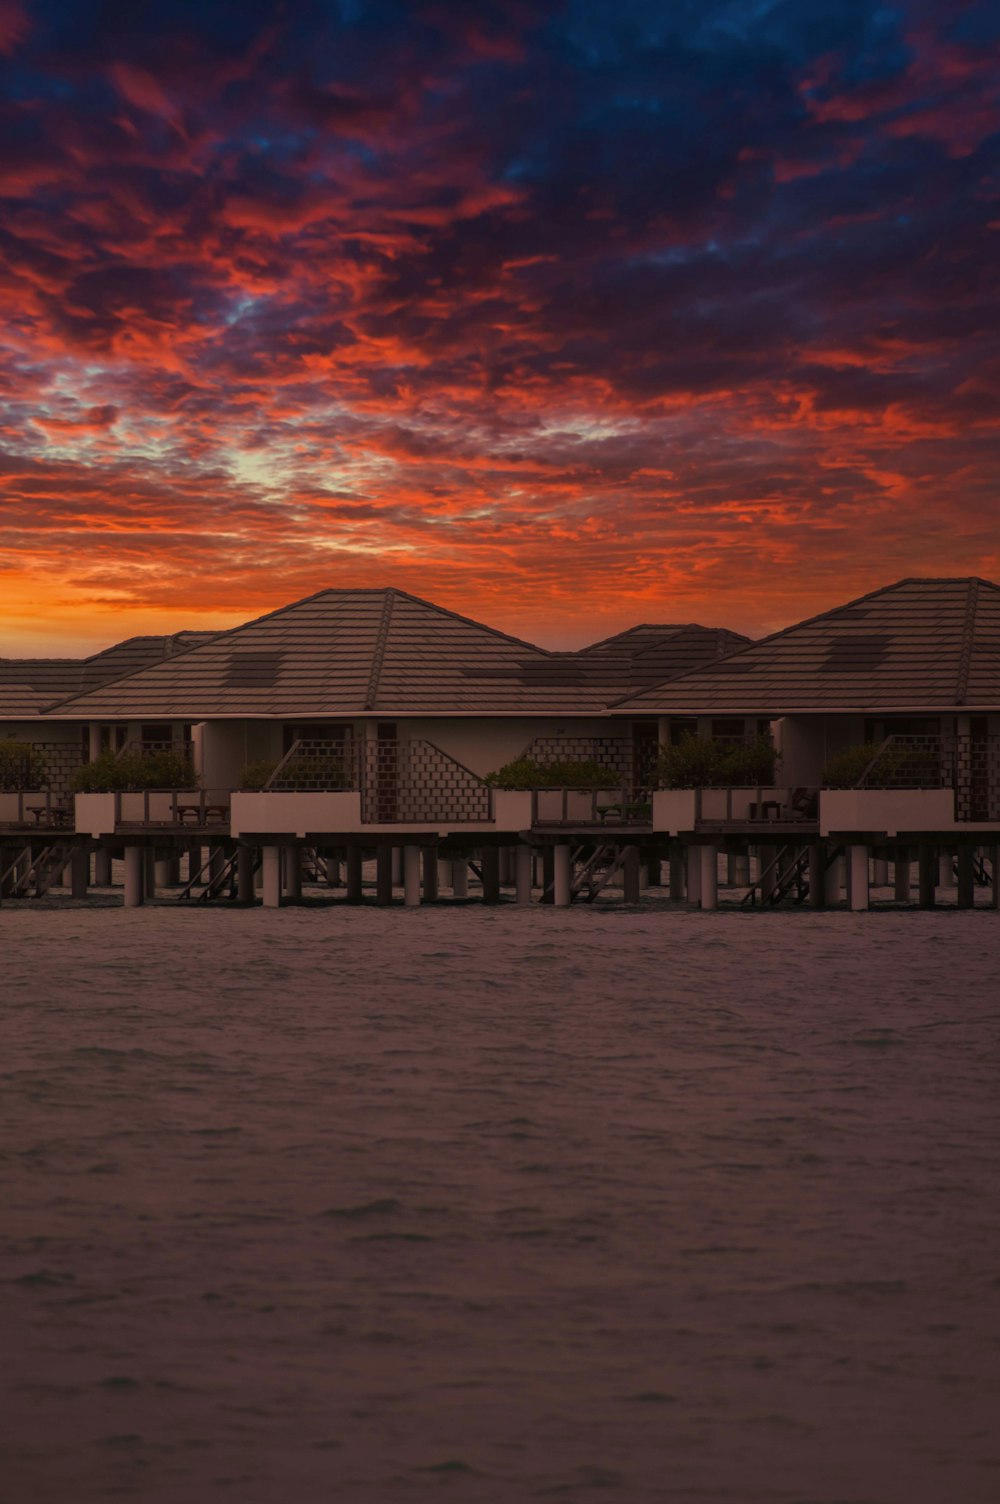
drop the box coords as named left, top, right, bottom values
left=2, top=900, right=999, bottom=1503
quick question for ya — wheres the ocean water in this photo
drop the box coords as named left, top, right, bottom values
left=2, top=901, right=999, bottom=1503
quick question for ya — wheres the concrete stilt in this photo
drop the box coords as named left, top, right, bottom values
left=623, top=846, right=641, bottom=904
left=700, top=844, right=718, bottom=910
left=669, top=852, right=685, bottom=901
left=284, top=846, right=302, bottom=901
left=552, top=843, right=571, bottom=908
left=391, top=847, right=403, bottom=886
left=403, top=845, right=422, bottom=907
left=956, top=846, right=975, bottom=909
left=808, top=843, right=826, bottom=908
left=324, top=856, right=341, bottom=887
left=144, top=848, right=157, bottom=899
left=70, top=847, right=90, bottom=899
left=918, top=845, right=937, bottom=909
left=345, top=846, right=363, bottom=903
left=515, top=844, right=533, bottom=905
left=872, top=855, right=889, bottom=887
left=824, top=852, right=842, bottom=906
left=437, top=857, right=451, bottom=893
left=452, top=857, right=469, bottom=899
left=154, top=856, right=173, bottom=889
left=685, top=845, right=701, bottom=905
left=894, top=854, right=911, bottom=903
left=124, top=846, right=144, bottom=908
left=939, top=849, right=956, bottom=888
left=540, top=846, right=555, bottom=904
left=262, top=846, right=282, bottom=908
left=422, top=848, right=438, bottom=902
left=849, top=844, right=870, bottom=911
left=533, top=853, right=544, bottom=888
left=237, top=845, right=255, bottom=904
left=758, top=844, right=778, bottom=902
left=481, top=846, right=501, bottom=904
left=94, top=846, right=113, bottom=887
left=376, top=845, right=394, bottom=905
left=646, top=856, right=661, bottom=888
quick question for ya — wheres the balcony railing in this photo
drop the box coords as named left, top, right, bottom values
left=263, top=737, right=492, bottom=824
left=530, top=786, right=653, bottom=827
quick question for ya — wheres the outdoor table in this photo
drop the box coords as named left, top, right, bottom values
left=749, top=800, right=783, bottom=821
left=175, top=803, right=229, bottom=825
left=26, top=805, right=71, bottom=828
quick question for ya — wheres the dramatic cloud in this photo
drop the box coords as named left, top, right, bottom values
left=0, top=0, right=997, bottom=651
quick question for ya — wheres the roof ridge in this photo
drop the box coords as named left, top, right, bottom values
left=387, top=587, right=548, bottom=655
left=365, top=589, right=395, bottom=711
left=955, top=578, right=980, bottom=706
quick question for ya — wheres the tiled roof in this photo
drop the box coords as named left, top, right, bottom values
left=613, top=578, right=1000, bottom=713
left=577, top=624, right=752, bottom=692
left=40, top=589, right=591, bottom=718
left=0, top=632, right=215, bottom=718
left=40, top=589, right=751, bottom=719
left=0, top=660, right=83, bottom=718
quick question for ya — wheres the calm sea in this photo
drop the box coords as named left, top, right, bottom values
left=3, top=903, right=999, bottom=1502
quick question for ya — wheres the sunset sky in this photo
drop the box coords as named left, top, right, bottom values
left=1, top=0, right=998, bottom=655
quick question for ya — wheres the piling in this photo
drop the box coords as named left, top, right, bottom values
left=700, top=844, right=718, bottom=910
left=403, top=845, right=421, bottom=907
left=262, top=846, right=282, bottom=908
left=515, top=845, right=533, bottom=905
left=124, top=846, right=144, bottom=908
left=552, top=843, right=571, bottom=908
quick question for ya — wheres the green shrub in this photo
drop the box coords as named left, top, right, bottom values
left=655, top=734, right=778, bottom=788
left=240, top=758, right=279, bottom=791
left=0, top=738, right=48, bottom=791
left=484, top=756, right=619, bottom=790
left=72, top=748, right=197, bottom=792
left=821, top=741, right=938, bottom=789
left=242, top=752, right=354, bottom=791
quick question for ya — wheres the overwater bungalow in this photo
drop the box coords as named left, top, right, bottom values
left=1, top=588, right=744, bottom=906
left=613, top=578, right=1000, bottom=909
left=1, top=578, right=997, bottom=911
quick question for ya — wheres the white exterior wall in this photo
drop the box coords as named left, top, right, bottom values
left=774, top=715, right=866, bottom=785
left=197, top=720, right=278, bottom=789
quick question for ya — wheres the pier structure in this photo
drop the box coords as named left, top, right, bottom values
left=2, top=783, right=999, bottom=912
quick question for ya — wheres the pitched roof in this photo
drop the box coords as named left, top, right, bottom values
left=613, top=578, right=1000, bottom=714
left=577, top=623, right=752, bottom=693
left=0, top=659, right=83, bottom=718
left=0, top=632, right=216, bottom=718
left=40, top=589, right=754, bottom=720
left=40, top=588, right=594, bottom=718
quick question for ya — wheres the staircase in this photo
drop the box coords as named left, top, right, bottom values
left=0, top=843, right=75, bottom=898
left=177, top=847, right=254, bottom=903
left=741, top=843, right=839, bottom=907
left=571, top=843, right=635, bottom=902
